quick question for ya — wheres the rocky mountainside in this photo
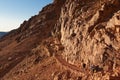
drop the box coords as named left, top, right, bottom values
left=0, top=32, right=7, bottom=38
left=0, top=0, right=120, bottom=80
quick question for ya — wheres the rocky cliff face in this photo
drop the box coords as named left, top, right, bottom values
left=0, top=0, right=120, bottom=80
left=57, top=0, right=120, bottom=79
left=60, top=0, right=120, bottom=69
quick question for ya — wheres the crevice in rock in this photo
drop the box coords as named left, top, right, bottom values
left=88, top=0, right=120, bottom=34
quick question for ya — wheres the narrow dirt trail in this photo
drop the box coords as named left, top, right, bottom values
left=55, top=54, right=84, bottom=72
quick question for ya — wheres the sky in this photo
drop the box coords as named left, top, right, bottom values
left=0, top=0, right=53, bottom=32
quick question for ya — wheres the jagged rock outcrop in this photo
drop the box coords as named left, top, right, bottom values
left=57, top=0, right=120, bottom=79
left=0, top=0, right=120, bottom=80
left=60, top=0, right=120, bottom=66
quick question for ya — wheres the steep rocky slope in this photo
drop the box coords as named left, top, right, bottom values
left=0, top=0, right=120, bottom=80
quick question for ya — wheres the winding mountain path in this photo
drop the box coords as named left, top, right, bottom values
left=55, top=54, right=84, bottom=73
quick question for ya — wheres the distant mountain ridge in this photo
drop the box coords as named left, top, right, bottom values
left=0, top=32, right=7, bottom=38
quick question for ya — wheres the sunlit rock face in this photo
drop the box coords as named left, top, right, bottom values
left=57, top=0, right=120, bottom=75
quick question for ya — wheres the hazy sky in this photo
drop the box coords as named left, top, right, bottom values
left=0, top=0, right=53, bottom=32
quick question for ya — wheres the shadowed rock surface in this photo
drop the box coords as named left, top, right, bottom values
left=0, top=0, right=120, bottom=80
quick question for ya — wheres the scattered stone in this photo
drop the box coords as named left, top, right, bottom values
left=8, top=57, right=12, bottom=61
